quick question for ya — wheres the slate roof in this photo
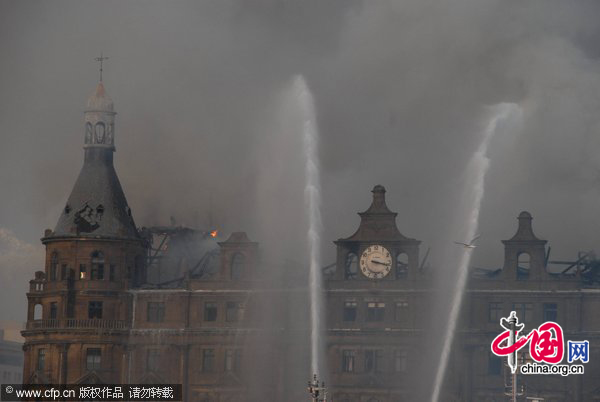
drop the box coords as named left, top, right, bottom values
left=51, top=150, right=139, bottom=240
left=337, top=185, right=419, bottom=244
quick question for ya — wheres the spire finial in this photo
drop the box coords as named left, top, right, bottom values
left=94, top=52, right=109, bottom=82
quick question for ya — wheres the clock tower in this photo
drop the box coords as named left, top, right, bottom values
left=325, top=185, right=423, bottom=401
left=332, top=185, right=421, bottom=281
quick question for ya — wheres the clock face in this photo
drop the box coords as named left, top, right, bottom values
left=360, top=245, right=392, bottom=279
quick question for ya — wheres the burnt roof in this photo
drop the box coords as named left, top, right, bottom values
left=49, top=148, right=139, bottom=240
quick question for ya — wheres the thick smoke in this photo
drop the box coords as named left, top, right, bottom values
left=1, top=1, right=600, bottom=328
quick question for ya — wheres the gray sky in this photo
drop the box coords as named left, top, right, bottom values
left=1, top=0, right=600, bottom=321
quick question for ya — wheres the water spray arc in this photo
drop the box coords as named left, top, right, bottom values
left=430, top=103, right=522, bottom=402
left=294, top=75, right=324, bottom=377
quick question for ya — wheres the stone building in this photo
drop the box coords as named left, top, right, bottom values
left=21, top=79, right=600, bottom=401
left=325, top=196, right=600, bottom=401
left=22, top=80, right=147, bottom=385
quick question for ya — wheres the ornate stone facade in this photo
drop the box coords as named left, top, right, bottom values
left=22, top=80, right=600, bottom=402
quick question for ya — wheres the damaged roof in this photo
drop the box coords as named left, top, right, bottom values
left=50, top=151, right=139, bottom=240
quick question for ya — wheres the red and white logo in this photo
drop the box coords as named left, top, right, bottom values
left=491, top=311, right=588, bottom=376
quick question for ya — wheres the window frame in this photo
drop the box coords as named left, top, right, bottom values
left=364, top=349, right=384, bottom=373
left=90, top=251, right=105, bottom=280
left=512, top=302, right=533, bottom=323
left=50, top=252, right=58, bottom=281
left=147, top=302, right=165, bottom=323
left=88, top=301, right=103, bottom=319
left=49, top=302, right=58, bottom=320
left=86, top=348, right=101, bottom=371
left=37, top=349, right=46, bottom=371
left=366, top=301, right=386, bottom=322
left=343, top=301, right=357, bottom=322
left=394, top=301, right=409, bottom=322
left=394, top=349, right=407, bottom=373
left=225, top=301, right=244, bottom=322
left=204, top=302, right=218, bottom=322
left=202, top=349, right=215, bottom=372
left=224, top=349, right=241, bottom=373
left=342, top=350, right=356, bottom=373
left=543, top=303, right=558, bottom=322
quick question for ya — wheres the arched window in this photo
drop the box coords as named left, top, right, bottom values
left=231, top=253, right=245, bottom=280
left=49, top=252, right=58, bottom=281
left=95, top=122, right=106, bottom=144
left=91, top=251, right=105, bottom=280
left=345, top=253, right=358, bottom=279
left=396, top=252, right=408, bottom=279
left=34, top=304, right=42, bottom=320
left=85, top=123, right=93, bottom=144
left=517, top=252, right=530, bottom=280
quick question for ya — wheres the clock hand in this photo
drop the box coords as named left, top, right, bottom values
left=371, top=260, right=391, bottom=266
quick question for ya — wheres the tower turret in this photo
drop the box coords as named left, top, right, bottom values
left=23, top=77, right=147, bottom=385
left=333, top=185, right=420, bottom=281
left=501, top=211, right=547, bottom=281
left=50, top=82, right=138, bottom=240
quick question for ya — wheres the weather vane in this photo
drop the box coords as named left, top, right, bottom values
left=94, top=52, right=109, bottom=82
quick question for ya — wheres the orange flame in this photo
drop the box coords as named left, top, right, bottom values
left=210, top=230, right=218, bottom=238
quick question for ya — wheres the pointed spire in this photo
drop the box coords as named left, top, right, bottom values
left=46, top=78, right=137, bottom=240
left=338, top=185, right=418, bottom=243
left=362, top=185, right=395, bottom=215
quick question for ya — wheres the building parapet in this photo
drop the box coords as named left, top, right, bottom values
left=26, top=319, right=127, bottom=330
